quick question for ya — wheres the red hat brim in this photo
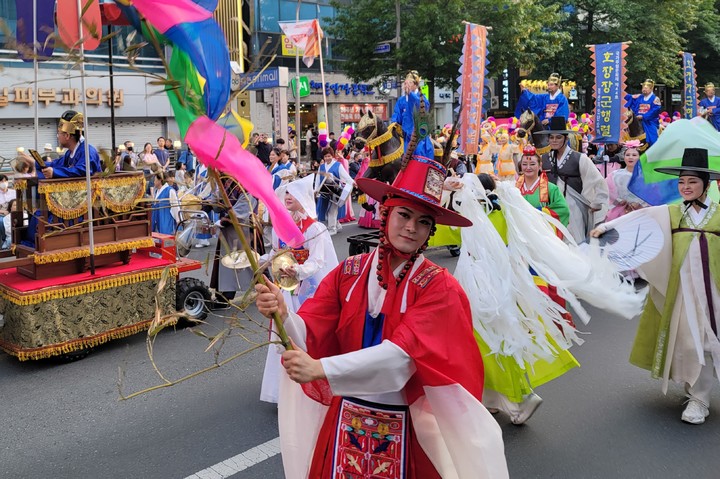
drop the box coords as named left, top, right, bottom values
left=356, top=177, right=472, bottom=227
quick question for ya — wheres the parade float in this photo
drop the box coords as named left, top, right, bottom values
left=0, top=0, right=303, bottom=361
left=0, top=172, right=211, bottom=361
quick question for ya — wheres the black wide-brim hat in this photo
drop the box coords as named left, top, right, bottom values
left=533, top=116, right=580, bottom=136
left=356, top=155, right=472, bottom=227
left=655, top=148, right=720, bottom=180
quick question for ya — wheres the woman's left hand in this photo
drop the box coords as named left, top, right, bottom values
left=282, top=339, right=325, bottom=383
left=280, top=266, right=297, bottom=278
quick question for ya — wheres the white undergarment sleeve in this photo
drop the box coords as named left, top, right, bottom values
left=284, top=310, right=308, bottom=351
left=320, top=340, right=416, bottom=397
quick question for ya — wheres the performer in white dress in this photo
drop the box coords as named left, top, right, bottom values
left=259, top=174, right=338, bottom=404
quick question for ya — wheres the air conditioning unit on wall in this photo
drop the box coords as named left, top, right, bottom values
left=491, top=96, right=499, bottom=109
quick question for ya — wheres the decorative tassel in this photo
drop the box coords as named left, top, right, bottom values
left=0, top=267, right=177, bottom=305
left=33, top=238, right=156, bottom=265
left=0, top=317, right=178, bottom=361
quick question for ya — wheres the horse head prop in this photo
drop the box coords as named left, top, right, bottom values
left=517, top=109, right=552, bottom=155
left=354, top=109, right=405, bottom=183
left=623, top=110, right=648, bottom=151
left=518, top=109, right=582, bottom=153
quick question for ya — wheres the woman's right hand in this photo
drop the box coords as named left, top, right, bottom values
left=589, top=228, right=604, bottom=238
left=255, top=281, right=288, bottom=320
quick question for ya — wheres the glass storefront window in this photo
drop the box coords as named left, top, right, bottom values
left=0, top=1, right=160, bottom=68
left=259, top=0, right=280, bottom=33
left=0, top=0, right=17, bottom=48
left=279, top=1, right=317, bottom=26
left=260, top=0, right=336, bottom=33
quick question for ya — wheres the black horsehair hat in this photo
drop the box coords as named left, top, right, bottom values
left=655, top=148, right=720, bottom=180
left=533, top=116, right=580, bottom=136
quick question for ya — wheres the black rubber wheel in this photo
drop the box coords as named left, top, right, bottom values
left=448, top=246, right=461, bottom=257
left=176, top=277, right=211, bottom=323
left=56, top=348, right=92, bottom=362
left=348, top=242, right=363, bottom=256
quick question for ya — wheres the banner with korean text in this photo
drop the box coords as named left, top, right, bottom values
left=456, top=22, right=489, bottom=155
left=681, top=52, right=699, bottom=119
left=588, top=42, right=627, bottom=144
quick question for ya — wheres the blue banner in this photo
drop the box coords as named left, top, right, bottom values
left=682, top=52, right=698, bottom=119
left=592, top=43, right=624, bottom=144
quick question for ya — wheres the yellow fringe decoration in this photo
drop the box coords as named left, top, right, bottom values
left=45, top=191, right=89, bottom=220
left=33, top=238, right=156, bottom=265
left=0, top=266, right=178, bottom=306
left=38, top=180, right=90, bottom=194
left=96, top=178, right=146, bottom=213
left=367, top=123, right=404, bottom=168
left=0, top=317, right=178, bottom=361
left=14, top=179, right=27, bottom=191
left=96, top=175, right=146, bottom=189
left=368, top=143, right=404, bottom=168
left=367, top=122, right=403, bottom=149
left=536, top=144, right=552, bottom=156
left=40, top=175, right=147, bottom=219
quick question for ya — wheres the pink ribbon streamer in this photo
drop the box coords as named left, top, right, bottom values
left=131, top=0, right=211, bottom=33
left=185, top=116, right=304, bottom=248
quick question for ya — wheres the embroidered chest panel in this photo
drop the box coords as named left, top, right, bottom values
left=343, top=254, right=364, bottom=276
left=410, top=265, right=442, bottom=288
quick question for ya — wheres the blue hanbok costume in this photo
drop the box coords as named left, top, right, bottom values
left=316, top=161, right=346, bottom=222
left=700, top=96, right=720, bottom=132
left=391, top=90, right=434, bottom=158
left=151, top=184, right=177, bottom=235
left=37, top=140, right=101, bottom=179
left=514, top=90, right=569, bottom=124
left=624, top=93, right=662, bottom=145
left=270, top=162, right=292, bottom=190
left=24, top=141, right=103, bottom=248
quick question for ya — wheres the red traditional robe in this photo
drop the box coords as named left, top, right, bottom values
left=286, top=252, right=501, bottom=478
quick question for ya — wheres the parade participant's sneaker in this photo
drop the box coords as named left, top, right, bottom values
left=511, top=393, right=543, bottom=425
left=681, top=399, right=709, bottom=425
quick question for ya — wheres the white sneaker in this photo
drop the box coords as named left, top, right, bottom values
left=511, top=393, right=543, bottom=425
left=681, top=399, right=709, bottom=425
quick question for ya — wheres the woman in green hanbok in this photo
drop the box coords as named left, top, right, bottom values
left=592, top=148, right=720, bottom=425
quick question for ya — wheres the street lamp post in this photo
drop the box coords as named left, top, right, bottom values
left=295, top=1, right=302, bottom=161
left=394, top=0, right=402, bottom=116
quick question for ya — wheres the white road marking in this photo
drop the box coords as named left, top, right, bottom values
left=185, top=437, right=281, bottom=479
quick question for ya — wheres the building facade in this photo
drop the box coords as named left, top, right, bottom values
left=0, top=0, right=177, bottom=159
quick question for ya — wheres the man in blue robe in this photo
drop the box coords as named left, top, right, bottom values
left=25, top=111, right=103, bottom=249
left=514, top=72, right=569, bottom=127
left=40, top=110, right=102, bottom=179
left=391, top=70, right=434, bottom=158
left=624, top=79, right=662, bottom=146
left=700, top=82, right=720, bottom=132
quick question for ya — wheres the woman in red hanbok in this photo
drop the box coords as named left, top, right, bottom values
left=255, top=155, right=508, bottom=479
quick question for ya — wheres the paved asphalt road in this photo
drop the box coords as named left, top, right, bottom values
left=2, top=220, right=720, bottom=478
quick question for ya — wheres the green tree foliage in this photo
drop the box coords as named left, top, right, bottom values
left=465, top=0, right=568, bottom=77
left=326, top=0, right=719, bottom=107
left=685, top=0, right=720, bottom=85
left=536, top=0, right=706, bottom=90
left=326, top=0, right=567, bottom=96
